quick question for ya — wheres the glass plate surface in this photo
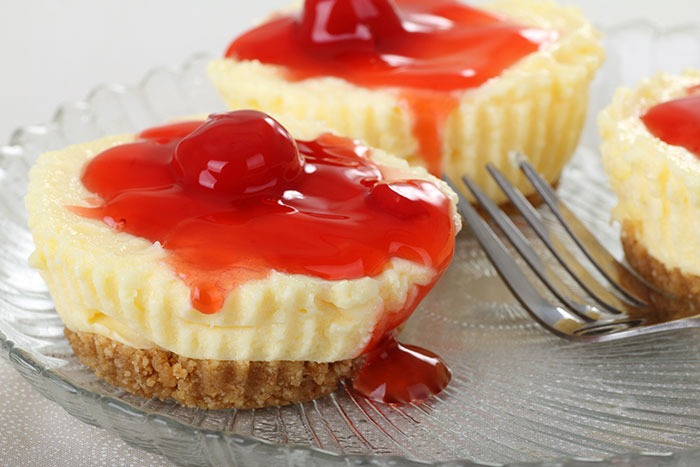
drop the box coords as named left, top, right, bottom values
left=3, top=24, right=700, bottom=467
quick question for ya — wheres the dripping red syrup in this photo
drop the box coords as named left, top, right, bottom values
left=225, top=0, right=558, bottom=174
left=641, top=86, right=700, bottom=158
left=352, top=332, right=451, bottom=403
left=73, top=110, right=455, bottom=402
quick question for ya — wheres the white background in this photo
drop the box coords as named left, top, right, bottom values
left=1, top=0, right=698, bottom=143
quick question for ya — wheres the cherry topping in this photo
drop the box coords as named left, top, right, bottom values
left=298, top=0, right=405, bottom=56
left=172, top=110, right=303, bottom=197
left=641, top=94, right=700, bottom=159
left=367, top=181, right=431, bottom=219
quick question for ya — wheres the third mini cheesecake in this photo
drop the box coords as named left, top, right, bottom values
left=599, top=70, right=700, bottom=309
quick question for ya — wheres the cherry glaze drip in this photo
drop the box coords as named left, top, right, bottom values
left=400, top=90, right=459, bottom=175
left=352, top=333, right=452, bottom=403
left=74, top=111, right=456, bottom=322
left=225, top=0, right=557, bottom=174
left=641, top=91, right=700, bottom=158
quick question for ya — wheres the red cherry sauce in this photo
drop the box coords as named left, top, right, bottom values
left=352, top=332, right=451, bottom=403
left=73, top=111, right=455, bottom=346
left=226, top=0, right=557, bottom=174
left=641, top=87, right=700, bottom=158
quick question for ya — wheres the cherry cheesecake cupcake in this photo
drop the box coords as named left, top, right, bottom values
left=599, top=70, right=700, bottom=311
left=26, top=110, right=461, bottom=408
left=208, top=0, right=604, bottom=203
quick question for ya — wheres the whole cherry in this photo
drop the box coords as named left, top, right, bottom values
left=298, top=0, right=406, bottom=57
left=172, top=111, right=303, bottom=197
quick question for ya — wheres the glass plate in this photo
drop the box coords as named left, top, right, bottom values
left=3, top=24, right=700, bottom=467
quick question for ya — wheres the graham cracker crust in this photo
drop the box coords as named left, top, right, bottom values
left=621, top=222, right=700, bottom=316
left=65, top=329, right=362, bottom=409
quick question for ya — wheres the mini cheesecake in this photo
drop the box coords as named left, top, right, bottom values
left=599, top=70, right=700, bottom=311
left=26, top=111, right=461, bottom=409
left=208, top=0, right=604, bottom=204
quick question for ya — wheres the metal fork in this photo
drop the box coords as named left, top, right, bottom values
left=444, top=153, right=700, bottom=342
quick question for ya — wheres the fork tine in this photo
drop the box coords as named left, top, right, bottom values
left=460, top=174, right=599, bottom=322
left=517, top=157, right=667, bottom=301
left=486, top=163, right=648, bottom=312
left=573, top=317, right=645, bottom=337
left=577, top=316, right=700, bottom=342
left=443, top=175, right=583, bottom=335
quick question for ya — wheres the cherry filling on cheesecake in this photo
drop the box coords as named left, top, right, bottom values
left=74, top=110, right=455, bottom=403
left=641, top=88, right=700, bottom=158
left=225, top=0, right=558, bottom=174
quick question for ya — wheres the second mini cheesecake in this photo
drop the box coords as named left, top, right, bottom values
left=209, top=0, right=604, bottom=203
